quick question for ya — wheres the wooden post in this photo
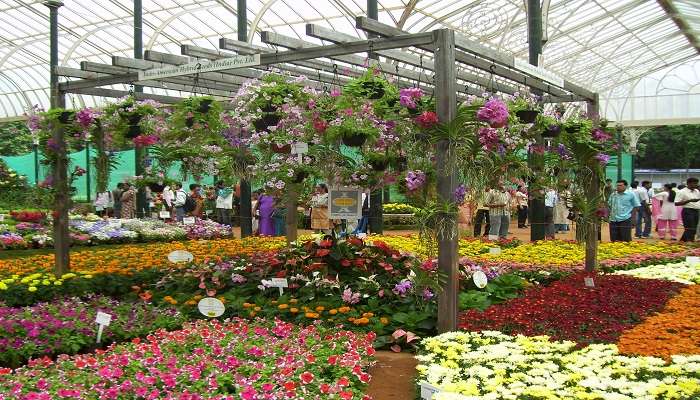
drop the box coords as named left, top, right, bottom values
left=285, top=186, right=299, bottom=243
left=434, top=29, right=458, bottom=333
left=585, top=94, right=600, bottom=273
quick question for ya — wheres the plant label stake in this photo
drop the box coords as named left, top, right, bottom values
left=584, top=277, right=595, bottom=287
left=95, top=311, right=112, bottom=344
left=488, top=247, right=501, bottom=255
left=159, top=211, right=170, bottom=219
left=183, top=216, right=196, bottom=225
left=419, top=381, right=441, bottom=400
left=473, top=270, right=488, bottom=289
left=198, top=297, right=225, bottom=318
left=291, top=142, right=308, bottom=163
left=0, top=214, right=4, bottom=222
left=263, top=278, right=289, bottom=296
left=168, top=250, right=194, bottom=263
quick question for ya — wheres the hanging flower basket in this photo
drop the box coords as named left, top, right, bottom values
left=565, top=124, right=581, bottom=133
left=543, top=124, right=562, bottom=138
left=516, top=110, right=539, bottom=124
left=185, top=117, right=195, bottom=128
left=126, top=125, right=142, bottom=139
left=270, top=143, right=292, bottom=154
left=360, top=81, right=385, bottom=100
left=392, top=156, right=408, bottom=172
left=342, top=134, right=367, bottom=147
left=197, top=98, right=213, bottom=113
left=369, top=159, right=389, bottom=171
left=58, top=111, right=75, bottom=124
left=253, top=113, right=281, bottom=133
left=292, top=171, right=308, bottom=183
left=126, top=114, right=142, bottom=125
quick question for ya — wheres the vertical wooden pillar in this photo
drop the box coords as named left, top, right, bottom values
left=585, top=94, right=600, bottom=273
left=434, top=29, right=458, bottom=333
left=285, top=187, right=298, bottom=243
left=238, top=0, right=253, bottom=237
left=366, top=0, right=383, bottom=235
left=133, top=0, right=147, bottom=217
left=47, top=0, right=69, bottom=276
left=527, top=0, right=545, bottom=241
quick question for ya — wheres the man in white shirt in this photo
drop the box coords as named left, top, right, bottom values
left=675, top=177, right=700, bottom=242
left=215, top=181, right=234, bottom=226
left=515, top=185, right=528, bottom=228
left=485, top=185, right=511, bottom=240
left=173, top=182, right=187, bottom=222
left=544, top=188, right=557, bottom=239
left=633, top=181, right=652, bottom=238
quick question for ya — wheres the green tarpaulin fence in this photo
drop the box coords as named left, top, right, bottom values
left=1, top=150, right=631, bottom=203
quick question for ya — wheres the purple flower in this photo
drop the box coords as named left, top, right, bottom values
left=399, top=88, right=423, bottom=109
left=477, top=98, right=509, bottom=128
left=393, top=280, right=412, bottom=296
left=477, top=127, right=500, bottom=150
left=405, top=170, right=426, bottom=192
left=454, top=184, right=467, bottom=205
left=592, top=128, right=612, bottom=142
left=595, top=153, right=611, bottom=165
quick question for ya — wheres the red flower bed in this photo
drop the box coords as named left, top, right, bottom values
left=458, top=273, right=685, bottom=345
left=9, top=210, right=46, bottom=223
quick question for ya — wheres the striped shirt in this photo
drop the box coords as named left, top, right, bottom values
left=486, top=190, right=511, bottom=216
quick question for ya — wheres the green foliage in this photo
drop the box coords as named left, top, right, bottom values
left=636, top=124, right=700, bottom=169
left=0, top=121, right=33, bottom=156
left=458, top=273, right=526, bottom=311
left=337, top=67, right=399, bottom=118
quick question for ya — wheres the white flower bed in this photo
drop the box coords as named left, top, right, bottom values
left=417, top=331, right=700, bottom=400
left=613, top=262, right=700, bottom=284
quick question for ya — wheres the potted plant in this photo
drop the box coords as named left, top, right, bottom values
left=245, top=74, right=311, bottom=133
left=102, top=97, right=161, bottom=144
left=338, top=67, right=399, bottom=118
left=366, top=152, right=390, bottom=171
left=325, top=107, right=381, bottom=148
left=537, top=114, right=562, bottom=138
left=171, top=96, right=223, bottom=133
left=507, top=92, right=540, bottom=124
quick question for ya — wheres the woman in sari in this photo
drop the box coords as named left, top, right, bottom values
left=255, top=191, right=276, bottom=236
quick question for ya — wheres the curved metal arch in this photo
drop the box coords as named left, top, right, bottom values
left=655, top=58, right=699, bottom=95
left=415, top=0, right=471, bottom=33
left=146, top=4, right=222, bottom=50
left=62, top=22, right=131, bottom=65
left=0, top=38, right=46, bottom=69
left=0, top=72, right=33, bottom=113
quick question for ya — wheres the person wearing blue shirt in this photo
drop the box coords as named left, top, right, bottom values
left=607, top=180, right=640, bottom=242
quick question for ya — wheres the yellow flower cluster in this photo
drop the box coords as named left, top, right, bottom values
left=236, top=298, right=389, bottom=326
left=0, top=237, right=285, bottom=279
left=0, top=271, right=93, bottom=292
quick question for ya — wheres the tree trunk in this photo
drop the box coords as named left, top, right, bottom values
left=53, top=121, right=70, bottom=276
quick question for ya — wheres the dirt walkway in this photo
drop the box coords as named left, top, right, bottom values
left=366, top=351, right=418, bottom=400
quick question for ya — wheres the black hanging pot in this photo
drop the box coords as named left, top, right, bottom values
left=126, top=125, right=142, bottom=139
left=198, top=99, right=213, bottom=113
left=185, top=117, right=195, bottom=128
left=253, top=113, right=281, bottom=132
left=543, top=124, right=562, bottom=138
left=58, top=111, right=75, bottom=124
left=392, top=156, right=408, bottom=172
left=261, top=104, right=277, bottom=113
left=127, top=114, right=143, bottom=125
left=565, top=124, right=581, bottom=133
left=361, top=81, right=385, bottom=100
left=292, top=171, right=308, bottom=183
left=516, top=109, right=539, bottom=124
left=386, top=97, right=399, bottom=108
left=342, top=134, right=367, bottom=147
left=369, top=159, right=389, bottom=171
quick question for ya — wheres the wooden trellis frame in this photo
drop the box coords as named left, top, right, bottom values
left=54, top=18, right=598, bottom=333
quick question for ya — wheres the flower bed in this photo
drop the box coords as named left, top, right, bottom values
left=458, top=273, right=685, bottom=345
left=617, top=285, right=700, bottom=359
left=0, top=319, right=376, bottom=400
left=613, top=261, right=700, bottom=284
left=0, top=295, right=183, bottom=368
left=416, top=331, right=700, bottom=400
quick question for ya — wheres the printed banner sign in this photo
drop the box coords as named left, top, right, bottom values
left=139, top=54, right=261, bottom=80
left=329, top=188, right=362, bottom=219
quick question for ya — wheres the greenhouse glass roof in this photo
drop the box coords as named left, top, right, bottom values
left=0, top=0, right=698, bottom=122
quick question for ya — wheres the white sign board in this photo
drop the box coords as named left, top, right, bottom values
left=183, top=216, right=196, bottom=225
left=95, top=311, right=112, bottom=326
left=473, top=270, right=488, bottom=289
left=0, top=214, right=5, bottom=222
left=139, top=54, right=261, bottom=80
left=198, top=297, right=225, bottom=318
left=329, top=187, right=362, bottom=219
left=686, top=256, right=700, bottom=266
left=159, top=211, right=171, bottom=219
left=420, top=381, right=441, bottom=400
left=95, top=311, right=112, bottom=344
left=263, top=278, right=289, bottom=295
left=168, top=250, right=194, bottom=263
left=291, top=142, right=309, bottom=154
left=513, top=58, right=565, bottom=87
left=489, top=247, right=501, bottom=255
left=584, top=277, right=595, bottom=288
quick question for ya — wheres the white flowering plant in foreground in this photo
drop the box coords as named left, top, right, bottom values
left=416, top=331, right=700, bottom=400
left=613, top=261, right=700, bottom=285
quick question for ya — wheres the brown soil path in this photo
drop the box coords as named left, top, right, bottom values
left=365, top=351, right=418, bottom=400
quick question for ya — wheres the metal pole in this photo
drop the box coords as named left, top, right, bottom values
left=46, top=0, right=69, bottom=275
left=133, top=0, right=146, bottom=217
left=435, top=29, right=458, bottom=333
left=33, top=141, right=39, bottom=185
left=585, top=94, right=600, bottom=272
left=238, top=0, right=253, bottom=237
left=527, top=0, right=545, bottom=242
left=616, top=125, right=623, bottom=181
left=367, top=0, right=384, bottom=234
left=85, top=139, right=91, bottom=202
